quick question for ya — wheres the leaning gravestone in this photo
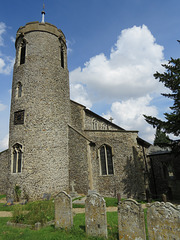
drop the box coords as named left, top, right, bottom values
left=54, top=191, right=73, bottom=229
left=85, top=193, right=107, bottom=238
left=147, top=202, right=180, bottom=240
left=118, top=199, right=146, bottom=240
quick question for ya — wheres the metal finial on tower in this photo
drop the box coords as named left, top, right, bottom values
left=41, top=3, right=45, bottom=23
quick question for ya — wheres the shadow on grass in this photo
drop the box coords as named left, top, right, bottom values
left=79, top=225, right=85, bottom=231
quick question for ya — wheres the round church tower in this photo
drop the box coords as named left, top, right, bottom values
left=8, top=20, right=70, bottom=199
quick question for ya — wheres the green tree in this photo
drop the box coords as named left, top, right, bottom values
left=153, top=128, right=170, bottom=147
left=144, top=56, right=180, bottom=154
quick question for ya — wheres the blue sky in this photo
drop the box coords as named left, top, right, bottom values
left=0, top=0, right=180, bottom=151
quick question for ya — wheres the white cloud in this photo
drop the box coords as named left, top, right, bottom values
left=0, top=56, right=14, bottom=75
left=0, top=102, right=7, bottom=111
left=102, top=95, right=157, bottom=143
left=0, top=22, right=14, bottom=75
left=70, top=25, right=165, bottom=102
left=10, top=36, right=15, bottom=43
left=0, top=22, right=6, bottom=46
left=0, top=134, right=9, bottom=152
left=70, top=83, right=92, bottom=108
left=70, top=25, right=166, bottom=142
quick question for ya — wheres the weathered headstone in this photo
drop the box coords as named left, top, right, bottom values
left=34, top=222, right=41, bottom=230
left=118, top=199, right=146, bottom=240
left=85, top=193, right=107, bottom=238
left=161, top=193, right=167, bottom=203
left=54, top=191, right=73, bottom=229
left=147, top=202, right=180, bottom=240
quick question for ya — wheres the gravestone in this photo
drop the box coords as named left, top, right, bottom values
left=147, top=202, right=180, bottom=240
left=118, top=199, right=146, bottom=240
left=54, top=191, right=73, bottom=229
left=85, top=193, right=107, bottom=238
left=34, top=222, right=41, bottom=230
left=69, top=181, right=78, bottom=198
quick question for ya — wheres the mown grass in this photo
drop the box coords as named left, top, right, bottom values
left=0, top=194, right=6, bottom=200
left=104, top=197, right=118, bottom=207
left=0, top=213, right=118, bottom=240
left=0, top=203, right=14, bottom=211
left=0, top=194, right=119, bottom=239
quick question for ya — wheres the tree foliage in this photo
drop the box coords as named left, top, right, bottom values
left=154, top=128, right=170, bottom=147
left=144, top=56, right=180, bottom=153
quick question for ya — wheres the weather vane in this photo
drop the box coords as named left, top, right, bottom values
left=41, top=3, right=45, bottom=23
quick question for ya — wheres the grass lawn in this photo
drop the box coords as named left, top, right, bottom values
left=0, top=212, right=118, bottom=240
left=0, top=194, right=118, bottom=239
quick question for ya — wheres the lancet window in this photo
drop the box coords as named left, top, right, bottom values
left=20, top=40, right=26, bottom=65
left=12, top=144, right=22, bottom=173
left=16, top=82, right=22, bottom=98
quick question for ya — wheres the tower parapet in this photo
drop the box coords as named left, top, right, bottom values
left=15, top=22, right=66, bottom=46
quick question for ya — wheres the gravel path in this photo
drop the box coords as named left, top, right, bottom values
left=0, top=211, right=13, bottom=217
left=0, top=207, right=118, bottom=218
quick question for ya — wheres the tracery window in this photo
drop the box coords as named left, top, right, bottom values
left=12, top=144, right=22, bottom=173
left=99, top=144, right=114, bottom=175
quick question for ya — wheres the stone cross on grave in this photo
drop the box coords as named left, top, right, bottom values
left=70, top=180, right=76, bottom=192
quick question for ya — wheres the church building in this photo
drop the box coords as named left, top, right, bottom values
left=0, top=14, right=151, bottom=200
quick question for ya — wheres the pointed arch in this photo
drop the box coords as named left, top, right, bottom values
left=99, top=144, right=114, bottom=175
left=20, top=39, right=26, bottom=65
left=12, top=143, right=23, bottom=173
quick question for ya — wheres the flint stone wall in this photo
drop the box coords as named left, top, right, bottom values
left=85, top=193, right=107, bottom=238
left=147, top=202, right=180, bottom=240
left=118, top=199, right=146, bottom=240
left=55, top=191, right=73, bottom=229
left=0, top=149, right=9, bottom=194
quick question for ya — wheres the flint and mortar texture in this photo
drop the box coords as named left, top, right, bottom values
left=8, top=22, right=70, bottom=199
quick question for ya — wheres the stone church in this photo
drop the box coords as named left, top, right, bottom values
left=0, top=17, right=152, bottom=201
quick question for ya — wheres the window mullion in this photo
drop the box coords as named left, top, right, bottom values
left=105, top=146, right=108, bottom=175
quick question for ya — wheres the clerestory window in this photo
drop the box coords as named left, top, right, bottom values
left=12, top=144, right=22, bottom=173
left=99, top=144, right=114, bottom=175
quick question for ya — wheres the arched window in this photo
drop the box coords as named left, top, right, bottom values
left=12, top=144, right=22, bottom=173
left=99, top=145, right=114, bottom=175
left=61, top=47, right=64, bottom=68
left=17, top=82, right=22, bottom=98
left=92, top=119, right=98, bottom=130
left=20, top=40, right=26, bottom=65
left=101, top=123, right=107, bottom=130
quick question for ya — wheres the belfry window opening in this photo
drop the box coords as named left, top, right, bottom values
left=61, top=47, right=64, bottom=68
left=99, top=144, right=114, bottom=175
left=20, top=40, right=26, bottom=65
left=12, top=144, right=22, bottom=173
